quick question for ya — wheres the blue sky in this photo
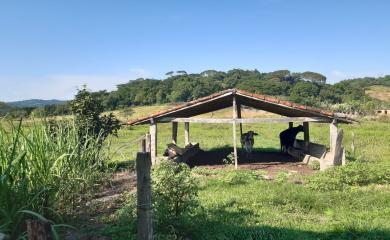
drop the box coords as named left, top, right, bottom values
left=1, top=0, right=389, bottom=101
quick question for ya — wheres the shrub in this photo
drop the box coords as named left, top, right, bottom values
left=70, top=87, right=121, bottom=145
left=152, top=161, right=199, bottom=226
left=307, top=162, right=390, bottom=191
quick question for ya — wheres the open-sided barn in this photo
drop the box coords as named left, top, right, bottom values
left=127, top=89, right=356, bottom=170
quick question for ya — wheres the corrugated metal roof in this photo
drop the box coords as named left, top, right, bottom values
left=127, top=89, right=356, bottom=125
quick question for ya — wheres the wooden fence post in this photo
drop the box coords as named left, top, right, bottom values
left=140, top=138, right=147, bottom=152
left=232, top=95, right=238, bottom=169
left=145, top=133, right=151, bottom=152
left=172, top=122, right=178, bottom=144
left=136, top=152, right=153, bottom=240
left=26, top=220, right=52, bottom=240
left=303, top=122, right=310, bottom=153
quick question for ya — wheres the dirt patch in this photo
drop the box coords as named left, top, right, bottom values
left=66, top=170, right=137, bottom=240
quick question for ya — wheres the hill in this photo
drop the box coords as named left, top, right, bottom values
left=94, top=69, right=389, bottom=114
left=7, top=99, right=67, bottom=108
left=0, top=102, right=13, bottom=116
left=365, top=85, right=390, bottom=102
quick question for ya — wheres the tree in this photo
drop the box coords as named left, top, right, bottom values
left=200, top=69, right=217, bottom=77
left=165, top=71, right=174, bottom=77
left=300, top=71, right=327, bottom=84
left=290, top=81, right=320, bottom=105
left=70, top=87, right=121, bottom=144
left=176, top=70, right=187, bottom=75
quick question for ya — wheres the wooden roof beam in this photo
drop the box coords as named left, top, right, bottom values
left=157, top=117, right=331, bottom=124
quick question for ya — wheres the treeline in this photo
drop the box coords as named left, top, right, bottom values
left=95, top=69, right=389, bottom=114
left=1, top=69, right=389, bottom=118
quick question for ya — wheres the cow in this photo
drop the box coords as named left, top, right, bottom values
left=279, top=125, right=304, bottom=153
left=240, top=131, right=258, bottom=155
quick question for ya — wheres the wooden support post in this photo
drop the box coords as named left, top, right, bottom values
left=136, top=152, right=153, bottom=240
left=184, top=122, right=190, bottom=146
left=232, top=95, right=238, bottom=169
left=26, top=220, right=52, bottom=240
left=172, top=122, right=178, bottom=144
left=237, top=104, right=243, bottom=136
left=149, top=121, right=157, bottom=165
left=289, top=122, right=293, bottom=129
left=140, top=138, right=147, bottom=152
left=145, top=133, right=151, bottom=152
left=303, top=122, right=310, bottom=153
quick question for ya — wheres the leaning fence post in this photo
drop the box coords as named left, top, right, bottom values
left=136, top=152, right=153, bottom=240
left=140, top=138, right=147, bottom=152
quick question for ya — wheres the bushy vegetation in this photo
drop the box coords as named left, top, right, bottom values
left=152, top=161, right=199, bottom=231
left=0, top=119, right=111, bottom=238
left=307, top=161, right=390, bottom=191
left=70, top=87, right=121, bottom=144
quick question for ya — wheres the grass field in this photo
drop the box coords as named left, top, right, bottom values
left=99, top=106, right=390, bottom=239
left=2, top=105, right=388, bottom=239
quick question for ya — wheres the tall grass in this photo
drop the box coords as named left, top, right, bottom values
left=0, top=119, right=111, bottom=238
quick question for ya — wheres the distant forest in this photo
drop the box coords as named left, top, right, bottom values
left=1, top=69, right=390, bottom=117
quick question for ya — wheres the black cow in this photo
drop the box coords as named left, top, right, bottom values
left=279, top=125, right=304, bottom=153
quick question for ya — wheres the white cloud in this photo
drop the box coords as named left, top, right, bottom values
left=0, top=68, right=153, bottom=101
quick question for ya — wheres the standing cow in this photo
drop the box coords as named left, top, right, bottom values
left=279, top=125, right=304, bottom=153
left=241, top=131, right=258, bottom=156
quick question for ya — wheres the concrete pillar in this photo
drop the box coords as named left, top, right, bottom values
left=330, top=120, right=338, bottom=152
left=184, top=122, right=190, bottom=145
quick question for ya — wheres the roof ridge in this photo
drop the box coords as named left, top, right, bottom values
left=126, top=89, right=357, bottom=125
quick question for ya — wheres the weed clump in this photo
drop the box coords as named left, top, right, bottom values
left=221, top=169, right=261, bottom=185
left=308, top=160, right=320, bottom=170
left=307, top=161, right=390, bottom=191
